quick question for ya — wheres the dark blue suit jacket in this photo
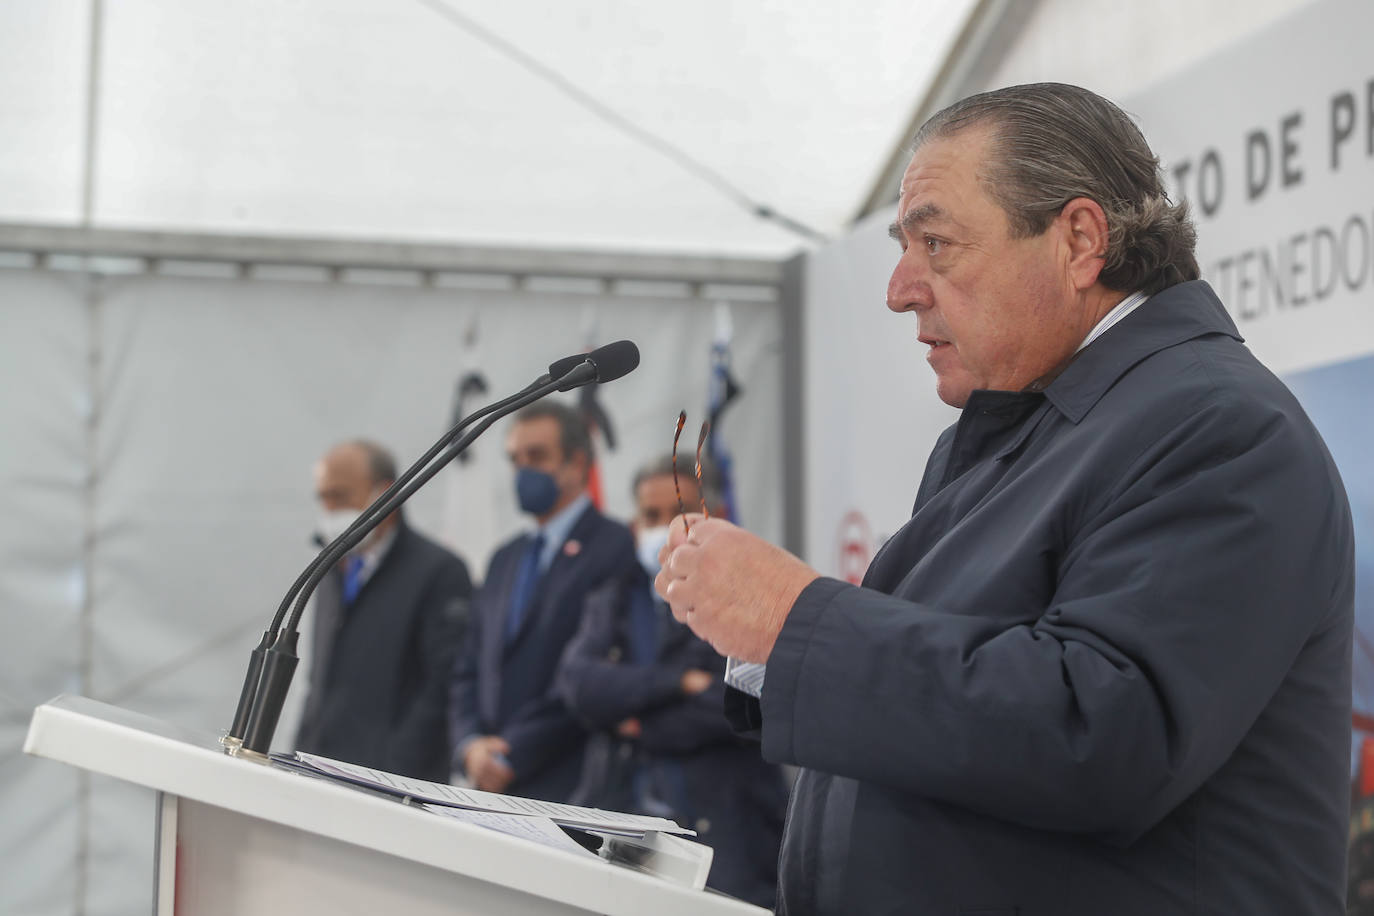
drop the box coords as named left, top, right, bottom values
left=449, top=503, right=635, bottom=802
left=557, top=567, right=788, bottom=909
left=295, top=519, right=472, bottom=783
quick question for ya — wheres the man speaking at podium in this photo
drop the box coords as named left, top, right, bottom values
left=656, top=84, right=1355, bottom=914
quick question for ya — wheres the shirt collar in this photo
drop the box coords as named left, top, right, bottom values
left=1074, top=290, right=1150, bottom=354
left=352, top=521, right=399, bottom=586
left=533, top=492, right=591, bottom=571
left=1042, top=280, right=1243, bottom=424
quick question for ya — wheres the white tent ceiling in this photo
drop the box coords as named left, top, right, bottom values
left=1, top=0, right=975, bottom=258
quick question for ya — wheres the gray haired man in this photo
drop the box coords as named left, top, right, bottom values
left=656, top=83, right=1354, bottom=915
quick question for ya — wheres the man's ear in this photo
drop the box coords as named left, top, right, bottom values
left=1059, top=197, right=1109, bottom=291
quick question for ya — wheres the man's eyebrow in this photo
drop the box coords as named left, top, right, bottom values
left=895, top=203, right=947, bottom=236
left=889, top=203, right=950, bottom=242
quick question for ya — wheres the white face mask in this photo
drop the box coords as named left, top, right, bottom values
left=635, top=525, right=671, bottom=577
left=315, top=507, right=362, bottom=549
left=314, top=486, right=388, bottom=551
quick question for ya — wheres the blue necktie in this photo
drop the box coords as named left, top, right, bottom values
left=505, top=533, right=545, bottom=643
left=341, top=555, right=366, bottom=604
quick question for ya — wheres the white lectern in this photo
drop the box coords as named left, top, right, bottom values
left=24, top=696, right=768, bottom=915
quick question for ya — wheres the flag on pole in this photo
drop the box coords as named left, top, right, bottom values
left=707, top=303, right=742, bottom=523
left=439, top=314, right=506, bottom=569
left=577, top=309, right=615, bottom=510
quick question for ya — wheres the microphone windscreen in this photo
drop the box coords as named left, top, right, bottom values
left=587, top=340, right=639, bottom=383
left=547, top=352, right=588, bottom=381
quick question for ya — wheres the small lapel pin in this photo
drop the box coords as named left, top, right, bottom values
left=563, top=539, right=582, bottom=557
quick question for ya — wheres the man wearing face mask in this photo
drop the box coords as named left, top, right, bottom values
left=449, top=402, right=635, bottom=802
left=295, top=439, right=473, bottom=783
left=555, top=456, right=787, bottom=908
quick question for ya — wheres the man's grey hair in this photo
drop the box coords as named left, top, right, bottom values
left=343, top=439, right=398, bottom=485
left=513, top=401, right=593, bottom=463
left=913, top=82, right=1199, bottom=296
left=632, top=453, right=724, bottom=515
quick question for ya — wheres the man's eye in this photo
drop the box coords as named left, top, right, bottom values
left=924, top=236, right=944, bottom=255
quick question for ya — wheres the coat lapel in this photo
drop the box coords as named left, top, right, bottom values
left=483, top=540, right=524, bottom=682
left=503, top=506, right=595, bottom=652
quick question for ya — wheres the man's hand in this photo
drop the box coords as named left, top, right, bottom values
left=463, top=735, right=514, bottom=793
left=679, top=668, right=714, bottom=695
left=655, top=516, right=820, bottom=663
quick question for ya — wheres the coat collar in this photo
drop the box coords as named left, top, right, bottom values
left=1041, top=280, right=1243, bottom=424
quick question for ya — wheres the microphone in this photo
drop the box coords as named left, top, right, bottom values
left=226, top=340, right=639, bottom=758
left=548, top=339, right=640, bottom=391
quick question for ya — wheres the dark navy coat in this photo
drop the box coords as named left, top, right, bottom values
left=296, top=519, right=472, bottom=783
left=449, top=504, right=635, bottom=803
left=558, top=568, right=787, bottom=908
left=732, top=281, right=1355, bottom=915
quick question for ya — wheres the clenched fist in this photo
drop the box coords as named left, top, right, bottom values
left=654, top=516, right=819, bottom=663
left=463, top=735, right=514, bottom=793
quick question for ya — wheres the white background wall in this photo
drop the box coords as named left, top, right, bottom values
left=978, top=0, right=1311, bottom=104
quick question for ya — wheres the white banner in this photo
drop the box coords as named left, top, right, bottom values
left=1126, top=0, right=1374, bottom=756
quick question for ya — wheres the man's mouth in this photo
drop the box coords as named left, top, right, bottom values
left=919, top=334, right=951, bottom=349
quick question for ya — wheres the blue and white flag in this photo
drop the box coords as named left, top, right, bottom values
left=707, top=303, right=743, bottom=522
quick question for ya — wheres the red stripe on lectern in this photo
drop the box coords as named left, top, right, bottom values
left=1353, top=710, right=1374, bottom=734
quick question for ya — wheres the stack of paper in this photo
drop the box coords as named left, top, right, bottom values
left=270, top=752, right=715, bottom=887
left=274, top=751, right=694, bottom=837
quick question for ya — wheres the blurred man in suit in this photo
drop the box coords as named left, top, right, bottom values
left=557, top=455, right=786, bottom=907
left=295, top=439, right=472, bottom=782
left=449, top=402, right=635, bottom=802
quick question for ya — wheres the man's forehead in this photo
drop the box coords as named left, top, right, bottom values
left=890, top=130, right=1002, bottom=240
left=637, top=473, right=679, bottom=497
left=900, top=127, right=991, bottom=190
left=510, top=416, right=559, bottom=444
left=637, top=473, right=693, bottom=508
left=320, top=445, right=369, bottom=477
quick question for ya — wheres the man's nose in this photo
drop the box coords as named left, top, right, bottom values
left=886, top=255, right=930, bottom=314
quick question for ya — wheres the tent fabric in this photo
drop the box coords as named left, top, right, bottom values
left=0, top=263, right=784, bottom=913
left=0, top=0, right=974, bottom=255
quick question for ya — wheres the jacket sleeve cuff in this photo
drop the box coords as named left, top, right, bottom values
left=452, top=734, right=479, bottom=774
left=760, top=576, right=853, bottom=765
left=725, top=685, right=764, bottom=739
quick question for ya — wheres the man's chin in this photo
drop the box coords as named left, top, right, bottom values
left=934, top=373, right=975, bottom=409
left=937, top=392, right=970, bottom=409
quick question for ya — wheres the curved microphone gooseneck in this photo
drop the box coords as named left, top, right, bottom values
left=225, top=375, right=551, bottom=744
left=229, top=340, right=639, bottom=757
